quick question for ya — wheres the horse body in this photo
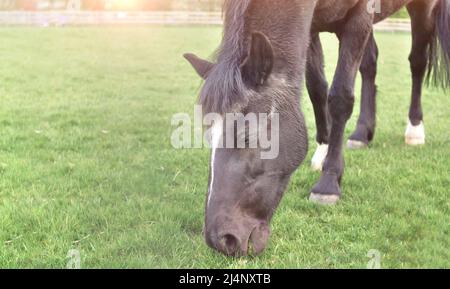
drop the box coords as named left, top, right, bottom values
left=185, top=0, right=450, bottom=256
left=309, top=0, right=449, bottom=201
left=310, top=0, right=415, bottom=32
left=308, top=0, right=448, bottom=168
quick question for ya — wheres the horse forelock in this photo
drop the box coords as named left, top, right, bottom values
left=199, top=0, right=253, bottom=114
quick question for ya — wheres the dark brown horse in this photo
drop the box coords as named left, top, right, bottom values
left=310, top=1, right=450, bottom=173
left=185, top=0, right=450, bottom=256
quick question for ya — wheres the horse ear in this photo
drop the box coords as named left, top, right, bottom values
left=184, top=53, right=215, bottom=79
left=240, top=32, right=274, bottom=86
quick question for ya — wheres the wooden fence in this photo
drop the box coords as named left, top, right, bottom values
left=0, top=11, right=411, bottom=31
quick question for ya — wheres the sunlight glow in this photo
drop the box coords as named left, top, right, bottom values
left=111, top=0, right=141, bottom=10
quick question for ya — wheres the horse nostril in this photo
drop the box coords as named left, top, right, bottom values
left=220, top=233, right=240, bottom=256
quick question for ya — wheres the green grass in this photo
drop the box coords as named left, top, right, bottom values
left=392, top=8, right=409, bottom=19
left=0, top=26, right=448, bottom=269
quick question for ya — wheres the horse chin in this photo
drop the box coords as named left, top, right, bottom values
left=248, top=222, right=271, bottom=256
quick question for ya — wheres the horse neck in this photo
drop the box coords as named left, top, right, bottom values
left=244, top=0, right=317, bottom=84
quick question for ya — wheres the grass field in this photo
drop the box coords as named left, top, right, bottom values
left=0, top=26, right=448, bottom=268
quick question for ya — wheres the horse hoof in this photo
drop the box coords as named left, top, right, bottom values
left=405, top=121, right=425, bottom=146
left=311, top=143, right=329, bottom=171
left=309, top=193, right=340, bottom=205
left=347, top=139, right=367, bottom=150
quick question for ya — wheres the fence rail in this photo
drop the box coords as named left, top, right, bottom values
left=0, top=11, right=411, bottom=31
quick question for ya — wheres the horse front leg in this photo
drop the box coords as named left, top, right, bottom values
left=306, top=33, right=331, bottom=171
left=348, top=31, right=379, bottom=149
left=310, top=3, right=374, bottom=205
left=404, top=2, right=435, bottom=146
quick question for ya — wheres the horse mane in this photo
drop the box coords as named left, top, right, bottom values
left=199, top=0, right=253, bottom=114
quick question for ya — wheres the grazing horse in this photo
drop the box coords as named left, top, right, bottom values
left=185, top=0, right=450, bottom=256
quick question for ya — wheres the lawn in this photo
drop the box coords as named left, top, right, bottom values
left=0, top=26, right=448, bottom=269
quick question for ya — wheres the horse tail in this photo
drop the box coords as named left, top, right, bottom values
left=427, top=0, right=450, bottom=90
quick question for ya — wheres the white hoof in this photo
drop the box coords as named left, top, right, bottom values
left=405, top=120, right=425, bottom=146
left=347, top=139, right=368, bottom=150
left=309, top=193, right=340, bottom=205
left=311, top=143, right=329, bottom=171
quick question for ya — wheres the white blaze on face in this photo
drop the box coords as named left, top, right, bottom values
left=207, top=121, right=223, bottom=207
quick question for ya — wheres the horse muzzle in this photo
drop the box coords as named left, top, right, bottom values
left=205, top=214, right=271, bottom=256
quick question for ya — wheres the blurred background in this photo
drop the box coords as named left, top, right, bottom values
left=0, top=0, right=223, bottom=11
left=0, top=0, right=410, bottom=15
left=0, top=0, right=409, bottom=26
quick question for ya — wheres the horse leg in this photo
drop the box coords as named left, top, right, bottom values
left=404, top=1, right=434, bottom=146
left=310, top=1, right=373, bottom=205
left=348, top=31, right=379, bottom=149
left=306, top=33, right=331, bottom=171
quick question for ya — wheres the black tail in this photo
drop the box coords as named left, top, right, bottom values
left=427, top=0, right=450, bottom=90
